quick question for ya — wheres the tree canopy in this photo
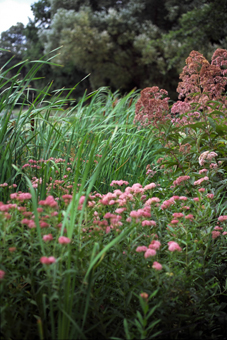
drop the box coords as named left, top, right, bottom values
left=0, top=0, right=226, bottom=99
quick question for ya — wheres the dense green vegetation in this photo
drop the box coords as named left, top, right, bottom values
left=1, top=47, right=227, bottom=339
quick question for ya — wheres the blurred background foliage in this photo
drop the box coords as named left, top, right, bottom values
left=0, top=0, right=226, bottom=101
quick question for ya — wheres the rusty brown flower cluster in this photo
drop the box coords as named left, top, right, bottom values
left=177, top=49, right=227, bottom=110
left=134, top=86, right=170, bottom=128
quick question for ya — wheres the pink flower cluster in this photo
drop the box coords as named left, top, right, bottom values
left=136, top=242, right=162, bottom=270
left=0, top=269, right=5, bottom=280
left=161, top=197, right=176, bottom=210
left=152, top=261, right=162, bottom=270
left=145, top=197, right=160, bottom=205
left=110, top=180, right=129, bottom=186
left=172, top=212, right=184, bottom=218
left=218, top=216, right=227, bottom=222
left=173, top=176, right=190, bottom=187
left=39, top=196, right=58, bottom=208
left=168, top=241, right=182, bottom=252
left=40, top=256, right=56, bottom=264
left=144, top=183, right=156, bottom=190
left=199, top=151, right=218, bottom=166
left=140, top=292, right=148, bottom=299
left=177, top=49, right=227, bottom=111
left=0, top=202, right=17, bottom=212
left=130, top=208, right=151, bottom=219
left=43, top=234, right=53, bottom=242
left=58, top=236, right=71, bottom=244
left=21, top=218, right=36, bottom=228
left=212, top=231, right=220, bottom=239
left=10, top=192, right=32, bottom=201
left=194, top=176, right=209, bottom=186
left=136, top=240, right=161, bottom=259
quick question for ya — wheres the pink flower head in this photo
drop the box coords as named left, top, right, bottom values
left=0, top=270, right=5, bottom=279
left=179, top=196, right=188, bottom=201
left=149, top=240, right=161, bottom=250
left=21, top=218, right=36, bottom=228
left=169, top=196, right=178, bottom=202
left=104, top=212, right=115, bottom=219
left=144, top=183, right=156, bottom=190
left=22, top=163, right=30, bottom=169
left=110, top=180, right=129, bottom=186
left=144, top=249, right=156, bottom=258
left=194, top=176, right=209, bottom=186
left=10, top=193, right=18, bottom=200
left=185, top=214, right=194, bottom=220
left=207, top=193, right=214, bottom=199
left=199, top=151, right=217, bottom=166
left=105, top=226, right=111, bottom=234
left=40, top=256, right=56, bottom=264
left=40, top=222, right=49, bottom=228
left=210, top=163, right=218, bottom=169
left=152, top=261, right=162, bottom=270
left=130, top=210, right=141, bottom=218
left=218, top=215, right=227, bottom=222
left=145, top=197, right=160, bottom=205
left=9, top=247, right=16, bottom=252
left=43, top=234, right=53, bottom=242
left=193, top=197, right=200, bottom=202
left=142, top=220, right=156, bottom=227
left=212, top=231, right=220, bottom=239
left=18, top=193, right=32, bottom=201
left=130, top=183, right=144, bottom=194
left=140, top=292, right=148, bottom=300
left=79, top=195, right=86, bottom=205
left=62, top=194, right=73, bottom=201
left=58, top=236, right=71, bottom=244
left=181, top=206, right=190, bottom=210
left=48, top=256, right=56, bottom=263
left=115, top=208, right=126, bottom=214
left=199, top=169, right=208, bottom=174
left=0, top=183, right=8, bottom=187
left=108, top=199, right=115, bottom=205
left=161, top=199, right=175, bottom=210
left=39, top=195, right=58, bottom=208
left=172, top=213, right=184, bottom=218
left=136, top=246, right=148, bottom=252
left=198, top=188, right=205, bottom=192
left=170, top=219, right=179, bottom=224
left=173, top=175, right=190, bottom=187
left=214, top=226, right=223, bottom=230
left=168, top=241, right=182, bottom=252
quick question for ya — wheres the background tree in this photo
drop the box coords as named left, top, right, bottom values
left=163, top=0, right=227, bottom=73
left=1, top=0, right=227, bottom=100
left=0, top=23, right=27, bottom=77
left=39, top=0, right=179, bottom=96
left=26, top=0, right=89, bottom=98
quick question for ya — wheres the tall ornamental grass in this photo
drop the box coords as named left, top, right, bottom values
left=1, top=48, right=227, bottom=339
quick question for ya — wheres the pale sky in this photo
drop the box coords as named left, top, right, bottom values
left=0, top=0, right=35, bottom=34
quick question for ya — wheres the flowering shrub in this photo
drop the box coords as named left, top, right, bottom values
left=1, top=165, right=227, bottom=338
left=134, top=49, right=227, bottom=143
